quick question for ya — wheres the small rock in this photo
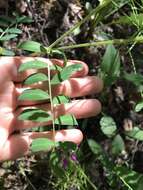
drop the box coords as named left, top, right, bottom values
left=0, top=168, right=5, bottom=176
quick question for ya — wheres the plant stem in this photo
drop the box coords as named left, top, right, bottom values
left=83, top=173, right=98, bottom=190
left=118, top=176, right=133, bottom=190
left=57, top=36, right=143, bottom=50
left=47, top=1, right=111, bottom=50
left=78, top=166, right=98, bottom=190
left=47, top=62, right=55, bottom=143
left=72, top=162, right=98, bottom=190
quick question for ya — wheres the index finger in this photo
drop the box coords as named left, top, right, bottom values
left=0, top=57, right=89, bottom=82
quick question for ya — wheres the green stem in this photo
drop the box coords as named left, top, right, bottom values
left=57, top=36, right=143, bottom=50
left=0, top=20, right=17, bottom=39
left=47, top=1, right=111, bottom=50
left=74, top=163, right=98, bottom=190
left=79, top=167, right=98, bottom=190
left=118, top=175, right=133, bottom=190
left=47, top=62, right=55, bottom=143
left=0, top=26, right=10, bottom=39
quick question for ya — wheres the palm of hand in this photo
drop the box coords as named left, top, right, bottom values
left=0, top=57, right=103, bottom=161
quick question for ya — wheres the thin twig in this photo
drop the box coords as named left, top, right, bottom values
left=47, top=0, right=111, bottom=49
left=56, top=36, right=143, bottom=50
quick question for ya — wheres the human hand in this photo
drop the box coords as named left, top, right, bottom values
left=0, top=57, right=103, bottom=161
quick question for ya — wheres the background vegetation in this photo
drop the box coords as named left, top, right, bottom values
left=0, top=0, right=143, bottom=189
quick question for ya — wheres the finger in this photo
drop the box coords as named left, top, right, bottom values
left=0, top=129, right=83, bottom=161
left=14, top=99, right=101, bottom=130
left=0, top=57, right=88, bottom=82
left=50, top=59, right=88, bottom=78
left=0, top=127, right=9, bottom=153
left=52, top=76, right=103, bottom=97
left=16, top=76, right=103, bottom=106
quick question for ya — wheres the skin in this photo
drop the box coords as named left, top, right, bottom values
left=0, top=57, right=103, bottom=161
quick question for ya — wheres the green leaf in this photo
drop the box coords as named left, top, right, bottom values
left=135, top=102, right=143, bottom=112
left=18, top=40, right=41, bottom=52
left=124, top=72, right=143, bottom=86
left=54, top=114, right=78, bottom=125
left=50, top=49, right=65, bottom=57
left=18, top=108, right=51, bottom=122
left=0, top=28, right=3, bottom=32
left=18, top=60, right=48, bottom=72
left=49, top=151, right=65, bottom=177
left=125, top=127, right=143, bottom=141
left=137, top=177, right=143, bottom=190
left=59, top=142, right=77, bottom=151
left=0, top=47, right=15, bottom=56
left=53, top=95, right=70, bottom=104
left=111, top=135, right=125, bottom=155
left=16, top=16, right=33, bottom=23
left=2, top=49, right=15, bottom=56
left=50, top=49, right=67, bottom=67
left=101, top=45, right=120, bottom=86
left=30, top=138, right=58, bottom=152
left=24, top=73, right=48, bottom=85
left=50, top=64, right=63, bottom=72
left=0, top=34, right=18, bottom=41
left=18, top=89, right=49, bottom=101
left=87, top=139, right=103, bottom=155
left=114, top=166, right=143, bottom=190
left=88, top=139, right=114, bottom=178
left=40, top=47, right=67, bottom=67
left=113, top=13, right=143, bottom=27
left=100, top=116, right=117, bottom=138
left=7, top=28, right=22, bottom=34
left=102, top=0, right=130, bottom=19
left=73, top=26, right=81, bottom=36
left=51, top=64, right=83, bottom=85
